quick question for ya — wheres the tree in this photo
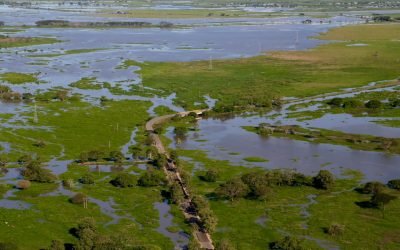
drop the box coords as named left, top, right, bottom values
left=70, top=193, right=88, bottom=205
left=270, top=236, right=304, bottom=250
left=75, top=218, right=97, bottom=250
left=130, top=145, right=143, bottom=160
left=313, top=170, right=334, bottom=190
left=109, top=151, right=124, bottom=163
left=170, top=183, right=184, bottom=204
left=387, top=179, right=400, bottom=190
left=21, top=160, right=56, bottom=183
left=216, top=178, right=249, bottom=201
left=0, top=155, right=7, bottom=167
left=202, top=169, right=219, bottom=182
left=365, top=100, right=382, bottom=109
left=342, top=99, right=363, bottom=109
left=370, top=192, right=396, bottom=218
left=110, top=173, right=136, bottom=188
left=198, top=208, right=218, bottom=233
left=327, top=98, right=343, bottom=107
left=80, top=173, right=95, bottom=184
left=361, top=181, right=385, bottom=194
left=137, top=169, right=166, bottom=187
left=87, top=150, right=105, bottom=162
left=241, top=172, right=272, bottom=200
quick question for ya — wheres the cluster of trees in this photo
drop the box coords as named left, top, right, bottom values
left=216, top=170, right=334, bottom=201
left=48, top=217, right=161, bottom=250
left=20, top=156, right=56, bottom=183
left=137, top=167, right=166, bottom=187
left=327, top=97, right=400, bottom=110
left=191, top=195, right=218, bottom=233
left=78, top=150, right=125, bottom=163
left=359, top=180, right=398, bottom=218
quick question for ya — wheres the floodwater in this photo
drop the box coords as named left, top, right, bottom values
left=154, top=200, right=190, bottom=249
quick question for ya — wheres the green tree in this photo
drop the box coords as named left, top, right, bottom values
left=110, top=173, right=136, bottom=188
left=362, top=181, right=385, bottom=194
left=109, top=151, right=124, bottom=163
left=202, top=169, right=219, bottom=182
left=216, top=178, right=249, bottom=201
left=137, top=169, right=166, bottom=187
left=365, top=100, right=382, bottom=109
left=371, top=192, right=396, bottom=218
left=21, top=160, right=56, bottom=183
left=387, top=179, right=400, bottom=190
left=313, top=170, right=334, bottom=190
left=80, top=173, right=95, bottom=184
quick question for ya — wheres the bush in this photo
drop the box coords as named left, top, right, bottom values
left=270, top=236, right=304, bottom=250
left=21, top=160, right=56, bottom=183
left=70, top=193, right=88, bottom=204
left=202, top=169, right=219, bottom=182
left=16, top=180, right=31, bottom=190
left=137, top=169, right=166, bottom=187
left=387, top=179, right=400, bottom=190
left=365, top=100, right=382, bottom=109
left=110, top=173, right=136, bottom=188
left=313, top=170, right=334, bottom=190
left=326, top=223, right=345, bottom=236
left=327, top=98, right=343, bottom=107
left=80, top=173, right=95, bottom=184
left=109, top=151, right=124, bottom=163
left=216, top=178, right=249, bottom=201
left=342, top=99, right=363, bottom=109
left=62, top=179, right=75, bottom=188
left=362, top=181, right=385, bottom=194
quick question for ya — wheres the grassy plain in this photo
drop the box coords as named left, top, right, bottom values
left=130, top=24, right=400, bottom=109
left=0, top=36, right=59, bottom=48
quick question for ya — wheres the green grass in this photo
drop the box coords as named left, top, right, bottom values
left=0, top=99, right=151, bottom=161
left=375, top=119, right=400, bottom=128
left=127, top=24, right=400, bottom=109
left=0, top=37, right=59, bottom=48
left=243, top=156, right=269, bottom=162
left=69, top=77, right=104, bottom=90
left=0, top=72, right=38, bottom=84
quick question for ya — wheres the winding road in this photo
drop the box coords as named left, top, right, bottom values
left=145, top=109, right=214, bottom=250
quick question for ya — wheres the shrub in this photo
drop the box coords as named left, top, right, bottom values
left=216, top=178, right=249, bottom=201
left=80, top=173, right=95, bottom=184
left=387, top=179, right=400, bottom=190
left=327, top=98, right=343, bottom=107
left=16, top=180, right=31, bottom=190
left=202, top=169, right=219, bottom=182
left=110, top=173, right=135, bottom=188
left=21, top=160, right=56, bottom=183
left=62, top=179, right=75, bottom=188
left=365, top=100, right=382, bottom=109
left=137, top=169, right=166, bottom=187
left=70, top=193, right=88, bottom=204
left=342, top=99, right=363, bottom=109
left=326, top=223, right=345, bottom=236
left=270, top=236, right=304, bottom=250
left=313, top=170, right=334, bottom=190
left=362, top=181, right=385, bottom=194
left=109, top=151, right=124, bottom=163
